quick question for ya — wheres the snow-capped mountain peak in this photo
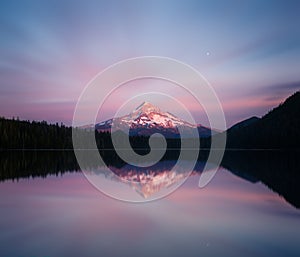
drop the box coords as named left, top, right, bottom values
left=122, top=102, right=190, bottom=128
left=94, top=102, right=214, bottom=138
left=134, top=101, right=161, bottom=114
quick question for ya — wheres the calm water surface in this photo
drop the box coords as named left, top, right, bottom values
left=0, top=151, right=299, bottom=257
left=0, top=152, right=300, bottom=257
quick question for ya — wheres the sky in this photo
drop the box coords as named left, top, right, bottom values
left=0, top=0, right=300, bottom=127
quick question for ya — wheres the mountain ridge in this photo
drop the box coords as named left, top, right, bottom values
left=0, top=91, right=299, bottom=149
left=95, top=102, right=215, bottom=138
left=224, top=91, right=300, bottom=148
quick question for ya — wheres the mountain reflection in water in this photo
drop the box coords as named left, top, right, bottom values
left=0, top=150, right=299, bottom=208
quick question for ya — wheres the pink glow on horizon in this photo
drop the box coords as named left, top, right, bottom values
left=1, top=1, right=299, bottom=128
left=0, top=87, right=286, bottom=128
left=0, top=55, right=294, bottom=127
left=0, top=49, right=295, bottom=127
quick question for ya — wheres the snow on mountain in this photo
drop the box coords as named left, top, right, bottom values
left=95, top=102, right=214, bottom=138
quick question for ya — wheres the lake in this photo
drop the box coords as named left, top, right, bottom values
left=0, top=150, right=299, bottom=257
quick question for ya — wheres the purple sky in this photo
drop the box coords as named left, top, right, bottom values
left=0, top=0, right=300, bottom=127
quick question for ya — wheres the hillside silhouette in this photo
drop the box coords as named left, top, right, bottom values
left=225, top=91, right=300, bottom=149
left=0, top=91, right=299, bottom=149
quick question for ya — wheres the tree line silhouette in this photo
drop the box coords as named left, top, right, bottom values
left=223, top=91, right=300, bottom=149
left=0, top=117, right=183, bottom=150
left=0, top=117, right=73, bottom=149
left=0, top=91, right=299, bottom=150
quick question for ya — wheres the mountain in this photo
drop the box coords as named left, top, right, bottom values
left=95, top=102, right=215, bottom=138
left=228, top=116, right=260, bottom=132
left=225, top=91, right=300, bottom=148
